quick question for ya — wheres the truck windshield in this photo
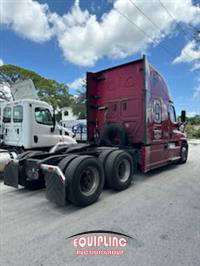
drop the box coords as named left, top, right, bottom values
left=13, top=105, right=23, bottom=123
left=35, top=108, right=53, bottom=126
left=3, top=107, right=11, bottom=123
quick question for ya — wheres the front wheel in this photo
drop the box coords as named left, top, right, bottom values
left=179, top=144, right=188, bottom=164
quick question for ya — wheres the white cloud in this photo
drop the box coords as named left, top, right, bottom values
left=1, top=0, right=200, bottom=65
left=0, top=83, right=12, bottom=100
left=0, top=58, right=4, bottom=66
left=0, top=0, right=54, bottom=42
left=173, top=39, right=200, bottom=100
left=191, top=62, right=200, bottom=71
left=173, top=40, right=200, bottom=64
left=51, top=0, right=200, bottom=66
left=173, top=40, right=200, bottom=100
left=192, top=76, right=200, bottom=99
left=67, top=76, right=86, bottom=91
left=193, top=86, right=200, bottom=99
left=187, top=111, right=198, bottom=117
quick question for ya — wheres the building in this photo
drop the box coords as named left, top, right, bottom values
left=61, top=107, right=78, bottom=121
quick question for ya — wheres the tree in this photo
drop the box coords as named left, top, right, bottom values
left=71, top=79, right=86, bottom=119
left=37, top=81, right=73, bottom=109
left=189, top=115, right=200, bottom=125
left=0, top=89, right=11, bottom=101
left=0, top=64, right=74, bottom=108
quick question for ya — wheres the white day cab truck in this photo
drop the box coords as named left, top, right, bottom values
left=0, top=98, right=76, bottom=174
left=4, top=56, right=188, bottom=202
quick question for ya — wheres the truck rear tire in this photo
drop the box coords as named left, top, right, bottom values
left=58, top=154, right=78, bottom=172
left=98, top=149, right=115, bottom=187
left=105, top=150, right=134, bottom=190
left=65, top=156, right=104, bottom=207
left=98, top=149, right=115, bottom=166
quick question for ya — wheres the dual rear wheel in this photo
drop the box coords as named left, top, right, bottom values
left=100, top=150, right=134, bottom=190
left=59, top=155, right=104, bottom=207
left=60, top=150, right=134, bottom=207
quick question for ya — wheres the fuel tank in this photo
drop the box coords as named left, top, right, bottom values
left=0, top=149, right=17, bottom=173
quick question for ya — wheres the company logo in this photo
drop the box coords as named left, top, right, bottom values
left=67, top=230, right=133, bottom=256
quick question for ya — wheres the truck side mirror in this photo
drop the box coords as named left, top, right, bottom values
left=51, top=109, right=56, bottom=133
left=181, top=110, right=186, bottom=123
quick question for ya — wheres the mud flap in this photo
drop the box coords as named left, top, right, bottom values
left=43, top=165, right=66, bottom=207
left=4, top=160, right=19, bottom=188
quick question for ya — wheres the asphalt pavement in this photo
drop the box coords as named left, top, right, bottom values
left=0, top=144, right=200, bottom=266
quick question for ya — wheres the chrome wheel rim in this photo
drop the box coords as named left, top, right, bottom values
left=181, top=147, right=187, bottom=161
left=117, top=159, right=131, bottom=182
left=79, top=167, right=100, bottom=196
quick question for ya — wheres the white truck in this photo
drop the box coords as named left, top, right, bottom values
left=1, top=99, right=76, bottom=149
left=0, top=99, right=76, bottom=173
left=0, top=100, right=6, bottom=139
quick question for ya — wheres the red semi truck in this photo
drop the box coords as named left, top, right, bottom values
left=4, top=56, right=188, bottom=207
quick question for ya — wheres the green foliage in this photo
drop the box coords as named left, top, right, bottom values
left=0, top=64, right=73, bottom=108
left=184, top=115, right=200, bottom=139
left=185, top=124, right=195, bottom=138
left=0, top=64, right=88, bottom=119
left=185, top=124, right=200, bottom=139
left=71, top=79, right=86, bottom=119
left=194, top=128, right=200, bottom=138
left=188, top=115, right=200, bottom=125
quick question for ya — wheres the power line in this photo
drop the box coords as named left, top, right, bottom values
left=114, top=7, right=178, bottom=59
left=158, top=0, right=198, bottom=39
left=128, top=0, right=192, bottom=59
left=128, top=0, right=163, bottom=35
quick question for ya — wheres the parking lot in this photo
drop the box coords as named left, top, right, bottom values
left=0, top=143, right=200, bottom=266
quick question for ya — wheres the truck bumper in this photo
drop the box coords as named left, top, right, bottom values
left=42, top=164, right=66, bottom=207
left=4, top=160, right=19, bottom=188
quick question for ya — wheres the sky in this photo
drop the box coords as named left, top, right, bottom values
left=0, top=0, right=200, bottom=116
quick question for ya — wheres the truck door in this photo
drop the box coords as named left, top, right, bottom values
left=150, top=99, right=168, bottom=167
left=32, top=107, right=56, bottom=147
left=168, top=104, right=180, bottom=159
left=3, top=106, right=12, bottom=144
left=13, top=105, right=23, bottom=144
